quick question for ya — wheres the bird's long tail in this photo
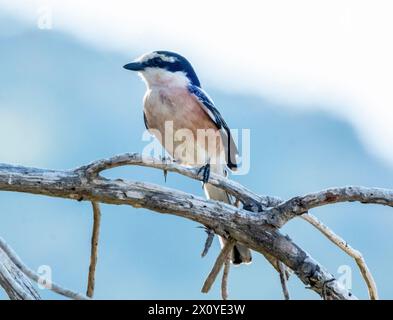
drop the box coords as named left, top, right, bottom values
left=204, top=183, right=252, bottom=265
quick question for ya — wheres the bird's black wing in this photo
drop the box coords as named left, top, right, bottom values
left=188, top=84, right=238, bottom=170
left=143, top=111, right=149, bottom=130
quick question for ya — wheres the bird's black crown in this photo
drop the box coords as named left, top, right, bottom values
left=145, top=51, right=201, bottom=87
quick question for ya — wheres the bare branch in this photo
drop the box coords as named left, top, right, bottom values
left=221, top=257, right=231, bottom=300
left=2, top=155, right=389, bottom=299
left=87, top=201, right=102, bottom=298
left=81, top=153, right=278, bottom=209
left=0, top=237, right=88, bottom=300
left=0, top=244, right=41, bottom=300
left=301, top=213, right=378, bottom=300
left=202, top=238, right=236, bottom=294
left=278, top=261, right=290, bottom=300
left=266, top=186, right=393, bottom=228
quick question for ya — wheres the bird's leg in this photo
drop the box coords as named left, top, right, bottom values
left=197, top=160, right=211, bottom=188
left=160, top=155, right=173, bottom=183
left=163, top=169, right=168, bottom=183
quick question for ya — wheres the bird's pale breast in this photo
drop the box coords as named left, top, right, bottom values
left=144, top=86, right=225, bottom=168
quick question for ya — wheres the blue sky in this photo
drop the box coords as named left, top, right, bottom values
left=1, top=6, right=393, bottom=300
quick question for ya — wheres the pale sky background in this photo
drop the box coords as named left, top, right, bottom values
left=0, top=1, right=393, bottom=300
left=2, top=0, right=393, bottom=168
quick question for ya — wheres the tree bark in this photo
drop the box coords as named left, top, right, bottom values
left=1, top=154, right=391, bottom=299
left=0, top=246, right=41, bottom=300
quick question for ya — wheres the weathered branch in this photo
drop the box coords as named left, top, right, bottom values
left=201, top=238, right=236, bottom=294
left=301, top=213, right=378, bottom=300
left=0, top=242, right=41, bottom=300
left=221, top=257, right=231, bottom=300
left=87, top=201, right=101, bottom=298
left=0, top=237, right=88, bottom=300
left=2, top=154, right=392, bottom=299
left=81, top=153, right=279, bottom=209
left=278, top=261, right=290, bottom=300
left=266, top=186, right=393, bottom=228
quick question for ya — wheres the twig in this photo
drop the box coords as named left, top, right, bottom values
left=278, top=261, right=290, bottom=300
left=87, top=201, right=101, bottom=298
left=201, top=238, right=236, bottom=293
left=301, top=213, right=378, bottom=300
left=266, top=186, right=393, bottom=228
left=221, top=256, right=231, bottom=300
left=0, top=237, right=88, bottom=300
left=82, top=153, right=278, bottom=209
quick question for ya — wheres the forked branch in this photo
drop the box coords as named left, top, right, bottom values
left=301, top=213, right=378, bottom=300
left=201, top=238, right=236, bottom=294
left=1, top=153, right=392, bottom=299
left=0, top=237, right=88, bottom=300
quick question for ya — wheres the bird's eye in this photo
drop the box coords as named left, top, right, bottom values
left=149, top=57, right=162, bottom=67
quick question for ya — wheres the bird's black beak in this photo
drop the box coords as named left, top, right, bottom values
left=123, top=62, right=145, bottom=71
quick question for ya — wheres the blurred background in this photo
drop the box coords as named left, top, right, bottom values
left=0, top=0, right=393, bottom=299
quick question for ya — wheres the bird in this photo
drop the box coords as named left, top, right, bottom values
left=123, top=50, right=252, bottom=265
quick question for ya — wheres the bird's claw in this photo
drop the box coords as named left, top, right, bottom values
left=160, top=155, right=172, bottom=183
left=197, top=163, right=210, bottom=188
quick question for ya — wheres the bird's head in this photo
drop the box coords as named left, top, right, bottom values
left=123, top=51, right=200, bottom=88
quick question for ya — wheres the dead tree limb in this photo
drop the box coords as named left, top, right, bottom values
left=1, top=153, right=392, bottom=299
left=278, top=261, right=290, bottom=300
left=201, top=238, right=236, bottom=294
left=221, top=257, right=231, bottom=300
left=301, top=213, right=378, bottom=300
left=86, top=201, right=102, bottom=298
left=265, top=186, right=393, bottom=228
left=0, top=241, right=41, bottom=300
left=0, top=237, right=88, bottom=300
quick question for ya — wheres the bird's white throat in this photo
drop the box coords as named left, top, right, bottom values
left=139, top=68, right=190, bottom=89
